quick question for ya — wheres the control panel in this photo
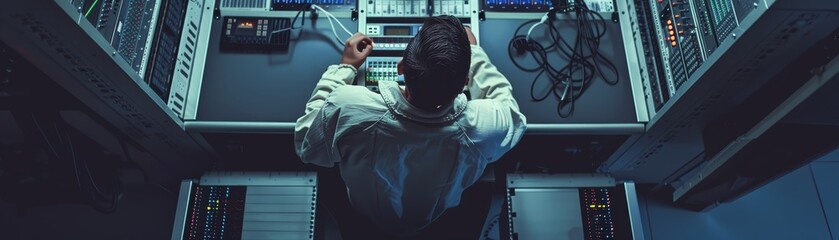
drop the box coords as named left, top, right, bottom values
left=173, top=172, right=319, bottom=240
left=433, top=0, right=473, bottom=17
left=365, top=23, right=423, bottom=50
left=631, top=0, right=740, bottom=112
left=71, top=0, right=213, bottom=117
left=74, top=0, right=162, bottom=76
left=505, top=175, right=642, bottom=240
left=692, top=0, right=719, bottom=56
left=364, top=23, right=473, bottom=51
left=114, top=0, right=160, bottom=75
left=668, top=0, right=705, bottom=78
left=706, top=0, right=737, bottom=44
left=482, top=0, right=615, bottom=12
left=364, top=56, right=404, bottom=90
left=632, top=0, right=669, bottom=110
left=220, top=17, right=292, bottom=51
left=183, top=186, right=247, bottom=239
left=146, top=0, right=187, bottom=101
left=645, top=0, right=686, bottom=99
left=483, top=0, right=554, bottom=12
left=359, top=0, right=480, bottom=90
left=367, top=0, right=429, bottom=17
left=581, top=188, right=618, bottom=239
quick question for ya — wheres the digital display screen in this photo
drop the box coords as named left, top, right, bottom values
left=384, top=26, right=412, bottom=36
left=234, top=21, right=256, bottom=35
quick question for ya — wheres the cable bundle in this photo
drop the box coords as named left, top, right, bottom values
left=268, top=3, right=310, bottom=43
left=508, top=1, right=619, bottom=118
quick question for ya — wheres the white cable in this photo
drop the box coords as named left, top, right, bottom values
left=561, top=79, right=570, bottom=101
left=526, top=12, right=551, bottom=41
left=311, top=4, right=353, bottom=44
left=326, top=14, right=342, bottom=44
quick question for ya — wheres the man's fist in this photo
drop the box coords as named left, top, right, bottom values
left=341, top=33, right=374, bottom=69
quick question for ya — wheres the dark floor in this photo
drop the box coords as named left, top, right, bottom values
left=1, top=136, right=838, bottom=239
left=314, top=167, right=498, bottom=240
left=0, top=184, right=178, bottom=240
left=2, top=160, right=839, bottom=240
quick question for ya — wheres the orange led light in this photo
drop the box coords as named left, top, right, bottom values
left=670, top=36, right=676, bottom=41
left=671, top=41, right=677, bottom=46
left=668, top=25, right=674, bottom=30
left=238, top=22, right=254, bottom=28
left=667, top=19, right=672, bottom=24
left=669, top=30, right=675, bottom=35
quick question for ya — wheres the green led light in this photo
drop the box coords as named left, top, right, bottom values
left=84, top=0, right=100, bottom=17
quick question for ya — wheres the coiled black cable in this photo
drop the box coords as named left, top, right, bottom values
left=507, top=1, right=620, bottom=118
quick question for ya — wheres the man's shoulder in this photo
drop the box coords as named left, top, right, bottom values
left=459, top=99, right=511, bottom=131
left=324, top=86, right=388, bottom=133
left=463, top=99, right=502, bottom=114
left=328, top=86, right=380, bottom=103
left=327, top=86, right=388, bottom=112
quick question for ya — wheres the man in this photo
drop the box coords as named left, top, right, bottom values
left=295, top=16, right=526, bottom=236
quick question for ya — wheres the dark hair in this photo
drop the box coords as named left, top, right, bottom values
left=402, top=16, right=471, bottom=111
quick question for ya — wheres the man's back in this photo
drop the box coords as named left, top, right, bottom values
left=294, top=25, right=526, bottom=236
left=315, top=78, right=519, bottom=233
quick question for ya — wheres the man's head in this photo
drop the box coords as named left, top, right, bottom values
left=399, top=16, right=471, bottom=111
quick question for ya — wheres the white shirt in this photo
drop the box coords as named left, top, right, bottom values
left=294, top=45, right=526, bottom=235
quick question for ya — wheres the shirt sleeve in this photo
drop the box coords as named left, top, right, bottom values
left=467, top=45, right=527, bottom=162
left=294, top=64, right=357, bottom=167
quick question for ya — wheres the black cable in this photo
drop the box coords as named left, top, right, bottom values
left=118, top=136, right=174, bottom=200
left=62, top=123, right=120, bottom=213
left=30, top=114, right=61, bottom=161
left=28, top=113, right=121, bottom=213
left=269, top=3, right=309, bottom=42
left=507, top=1, right=620, bottom=118
left=507, top=19, right=542, bottom=72
left=289, top=3, right=309, bottom=30
left=30, top=113, right=83, bottom=187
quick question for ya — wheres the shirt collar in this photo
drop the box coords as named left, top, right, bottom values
left=378, top=81, right=467, bottom=124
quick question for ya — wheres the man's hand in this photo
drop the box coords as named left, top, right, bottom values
left=464, top=27, right=477, bottom=45
left=341, top=33, right=374, bottom=69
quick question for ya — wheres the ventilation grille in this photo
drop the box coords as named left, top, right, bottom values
left=725, top=12, right=820, bottom=83
left=221, top=0, right=268, bottom=9
left=168, top=18, right=200, bottom=117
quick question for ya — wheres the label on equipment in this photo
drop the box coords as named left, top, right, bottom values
left=585, top=0, right=614, bottom=12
